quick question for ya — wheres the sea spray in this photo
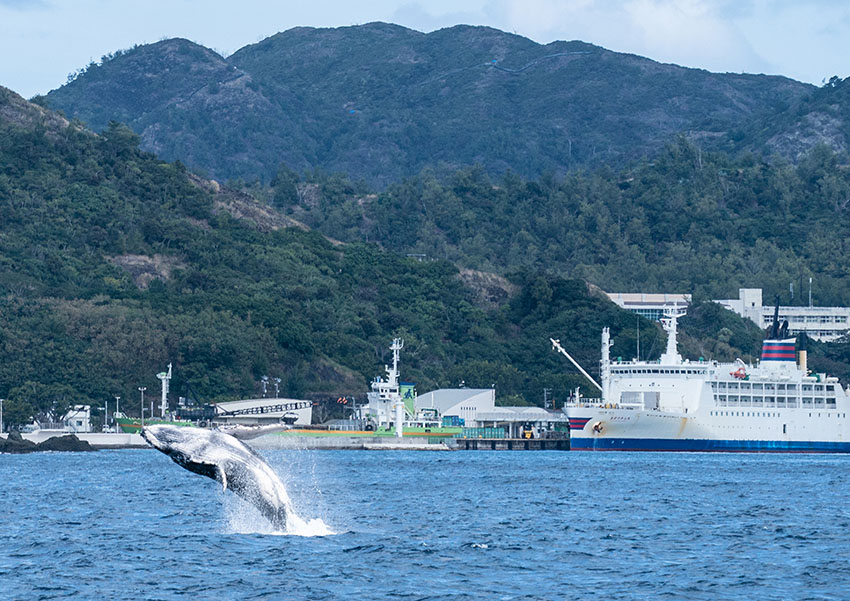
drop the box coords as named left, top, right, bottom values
left=223, top=492, right=334, bottom=536
left=221, top=447, right=336, bottom=536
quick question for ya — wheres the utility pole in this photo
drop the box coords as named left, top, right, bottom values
left=138, top=387, right=146, bottom=426
left=0, top=398, right=4, bottom=434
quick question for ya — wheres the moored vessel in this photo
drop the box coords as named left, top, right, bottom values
left=555, top=306, right=850, bottom=452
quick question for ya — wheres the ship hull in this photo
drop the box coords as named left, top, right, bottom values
left=570, top=437, right=850, bottom=452
left=568, top=407, right=850, bottom=453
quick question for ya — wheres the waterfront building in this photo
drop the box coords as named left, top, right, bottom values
left=607, top=288, right=850, bottom=342
left=606, top=292, right=692, bottom=321
left=717, top=288, right=850, bottom=342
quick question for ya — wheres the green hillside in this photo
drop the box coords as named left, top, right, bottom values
left=44, top=23, right=810, bottom=186
left=268, top=137, right=850, bottom=306
left=2, top=86, right=695, bottom=428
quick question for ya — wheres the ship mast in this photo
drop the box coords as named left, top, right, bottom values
left=601, top=327, right=611, bottom=405
left=389, top=339, right=404, bottom=438
left=659, top=305, right=685, bottom=365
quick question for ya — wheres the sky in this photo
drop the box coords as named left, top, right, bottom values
left=1, top=0, right=848, bottom=99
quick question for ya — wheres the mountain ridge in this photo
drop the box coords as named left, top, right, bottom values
left=44, top=22, right=812, bottom=186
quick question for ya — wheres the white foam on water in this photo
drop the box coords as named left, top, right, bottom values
left=284, top=514, right=335, bottom=537
left=221, top=486, right=335, bottom=537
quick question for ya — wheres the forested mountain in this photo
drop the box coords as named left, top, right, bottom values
left=43, top=23, right=810, bottom=186
left=721, top=75, right=850, bottom=161
left=2, top=86, right=697, bottom=427
left=267, top=137, right=850, bottom=305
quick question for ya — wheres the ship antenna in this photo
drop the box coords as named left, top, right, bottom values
left=769, top=297, right=780, bottom=339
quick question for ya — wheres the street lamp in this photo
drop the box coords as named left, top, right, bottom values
left=261, top=376, right=269, bottom=398
left=138, top=387, right=147, bottom=426
left=274, top=377, right=281, bottom=398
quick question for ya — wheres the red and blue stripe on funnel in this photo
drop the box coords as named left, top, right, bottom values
left=761, top=338, right=796, bottom=362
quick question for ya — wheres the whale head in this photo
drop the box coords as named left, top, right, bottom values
left=141, top=424, right=191, bottom=453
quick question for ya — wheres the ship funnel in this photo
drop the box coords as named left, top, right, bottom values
left=761, top=338, right=796, bottom=363
left=797, top=332, right=808, bottom=373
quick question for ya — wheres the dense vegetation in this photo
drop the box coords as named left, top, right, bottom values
left=269, top=138, right=850, bottom=305
left=1, top=87, right=680, bottom=428
left=8, top=26, right=850, bottom=429
left=43, top=23, right=809, bottom=186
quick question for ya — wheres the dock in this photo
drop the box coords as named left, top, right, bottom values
left=454, top=438, right=570, bottom=450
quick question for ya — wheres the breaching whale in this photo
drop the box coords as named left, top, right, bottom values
left=141, top=424, right=293, bottom=529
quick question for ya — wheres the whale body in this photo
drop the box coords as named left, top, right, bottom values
left=141, top=424, right=292, bottom=529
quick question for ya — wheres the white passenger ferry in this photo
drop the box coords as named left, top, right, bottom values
left=554, top=308, right=850, bottom=452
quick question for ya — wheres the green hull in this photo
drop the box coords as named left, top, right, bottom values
left=277, top=426, right=463, bottom=438
left=116, top=418, right=195, bottom=433
left=118, top=418, right=463, bottom=438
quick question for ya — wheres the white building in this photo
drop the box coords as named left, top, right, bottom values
left=606, top=292, right=692, bottom=321
left=62, top=405, right=92, bottom=433
left=414, top=389, right=495, bottom=425
left=717, top=288, right=850, bottom=342
left=214, top=398, right=312, bottom=426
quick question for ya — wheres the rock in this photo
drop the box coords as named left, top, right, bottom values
left=0, top=431, right=38, bottom=454
left=36, top=434, right=96, bottom=452
left=0, top=432, right=97, bottom=453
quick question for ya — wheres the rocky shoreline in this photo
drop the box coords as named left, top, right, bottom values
left=0, top=431, right=97, bottom=453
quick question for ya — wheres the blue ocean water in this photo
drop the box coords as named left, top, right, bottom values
left=1, top=449, right=849, bottom=601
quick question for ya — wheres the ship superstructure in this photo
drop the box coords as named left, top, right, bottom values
left=555, top=307, right=850, bottom=452
left=355, top=338, right=460, bottom=437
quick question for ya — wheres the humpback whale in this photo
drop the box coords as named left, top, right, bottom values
left=141, top=424, right=293, bottom=530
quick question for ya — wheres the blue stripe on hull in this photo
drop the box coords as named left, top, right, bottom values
left=570, top=438, right=850, bottom=453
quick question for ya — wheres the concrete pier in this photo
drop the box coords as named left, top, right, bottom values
left=454, top=438, right=570, bottom=451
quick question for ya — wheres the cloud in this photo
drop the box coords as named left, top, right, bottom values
left=478, top=0, right=773, bottom=74
left=391, top=3, right=489, bottom=32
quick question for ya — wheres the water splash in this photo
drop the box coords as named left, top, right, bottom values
left=285, top=514, right=335, bottom=537
left=222, top=491, right=335, bottom=536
